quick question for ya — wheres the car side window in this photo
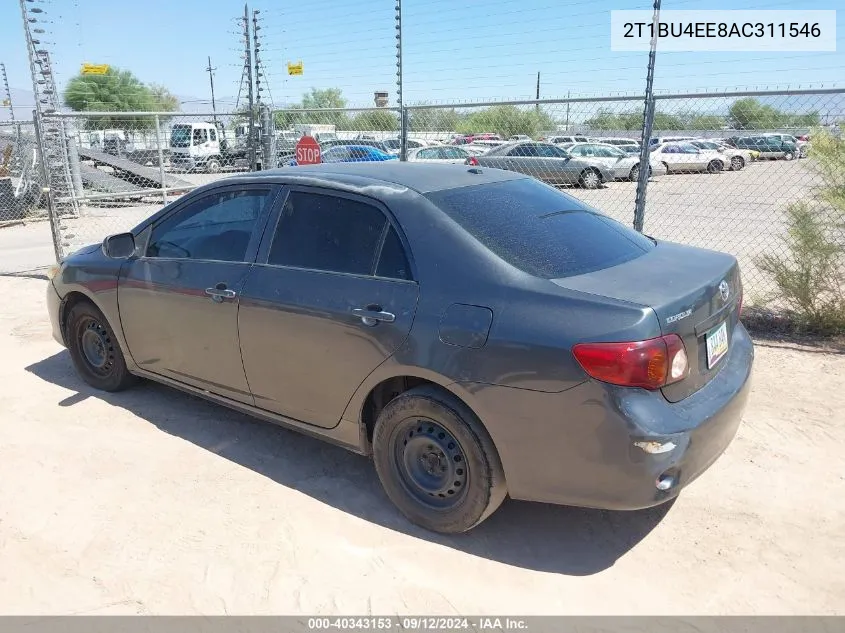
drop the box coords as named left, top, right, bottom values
left=417, top=148, right=439, bottom=159
left=268, top=192, right=387, bottom=276
left=536, top=144, right=564, bottom=158
left=376, top=226, right=412, bottom=280
left=508, top=144, right=538, bottom=157
left=147, top=189, right=274, bottom=262
left=192, top=128, right=207, bottom=146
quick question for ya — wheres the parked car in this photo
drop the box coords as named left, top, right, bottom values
left=563, top=142, right=665, bottom=180
left=407, top=146, right=471, bottom=164
left=594, top=137, right=641, bottom=148
left=383, top=138, right=431, bottom=155
left=509, top=134, right=532, bottom=141
left=47, top=163, right=753, bottom=534
left=725, top=136, right=798, bottom=160
left=319, top=138, right=391, bottom=154
left=759, top=133, right=809, bottom=158
left=544, top=134, right=590, bottom=144
left=650, top=142, right=725, bottom=174
left=688, top=140, right=749, bottom=171
left=649, top=136, right=695, bottom=148
left=467, top=141, right=614, bottom=188
left=289, top=145, right=397, bottom=165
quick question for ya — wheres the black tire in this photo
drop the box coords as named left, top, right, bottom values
left=66, top=300, right=137, bottom=392
left=372, top=385, right=507, bottom=533
left=662, top=161, right=670, bottom=175
left=783, top=151, right=794, bottom=161
left=579, top=168, right=601, bottom=189
left=707, top=160, right=723, bottom=174
left=206, top=157, right=222, bottom=173
left=628, top=164, right=639, bottom=181
left=730, top=156, right=745, bottom=171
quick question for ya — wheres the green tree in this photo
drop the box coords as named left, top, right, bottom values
left=348, top=110, right=400, bottom=131
left=583, top=109, right=683, bottom=131
left=727, top=97, right=819, bottom=130
left=456, top=105, right=555, bottom=138
left=756, top=129, right=845, bottom=333
left=274, top=88, right=350, bottom=129
left=409, top=107, right=463, bottom=133
left=301, top=87, right=346, bottom=110
left=688, top=114, right=727, bottom=130
left=63, top=67, right=178, bottom=130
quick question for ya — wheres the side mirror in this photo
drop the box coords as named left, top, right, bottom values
left=102, top=232, right=136, bottom=259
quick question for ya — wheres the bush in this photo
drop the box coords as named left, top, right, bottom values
left=756, top=129, right=845, bottom=334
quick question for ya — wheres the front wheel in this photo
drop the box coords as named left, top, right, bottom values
left=579, top=168, right=601, bottom=189
left=66, top=301, right=137, bottom=392
left=707, top=160, right=723, bottom=173
left=372, top=386, right=506, bottom=533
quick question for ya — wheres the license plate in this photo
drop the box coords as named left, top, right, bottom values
left=706, top=321, right=729, bottom=369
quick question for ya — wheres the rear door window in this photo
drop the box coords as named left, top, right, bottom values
left=426, top=178, right=654, bottom=279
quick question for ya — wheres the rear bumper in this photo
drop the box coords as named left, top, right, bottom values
left=47, top=280, right=65, bottom=347
left=463, top=322, right=754, bottom=510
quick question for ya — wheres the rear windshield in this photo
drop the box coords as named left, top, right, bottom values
left=426, top=178, right=654, bottom=278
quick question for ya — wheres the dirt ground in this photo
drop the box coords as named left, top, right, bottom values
left=1, top=274, right=843, bottom=615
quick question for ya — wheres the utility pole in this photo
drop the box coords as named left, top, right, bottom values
left=205, top=56, right=217, bottom=126
left=243, top=3, right=256, bottom=171
left=1, top=63, right=14, bottom=122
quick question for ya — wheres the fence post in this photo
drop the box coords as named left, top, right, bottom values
left=633, top=0, right=661, bottom=233
left=65, top=128, right=84, bottom=201
left=400, top=107, right=409, bottom=161
left=260, top=104, right=274, bottom=169
left=32, top=110, right=63, bottom=263
left=155, top=115, right=168, bottom=205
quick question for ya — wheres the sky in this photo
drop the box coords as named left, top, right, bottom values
left=1, top=0, right=843, bottom=118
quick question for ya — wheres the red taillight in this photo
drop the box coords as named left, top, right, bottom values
left=572, top=334, right=688, bottom=390
left=466, top=156, right=479, bottom=166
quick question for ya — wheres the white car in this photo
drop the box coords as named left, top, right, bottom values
left=689, top=140, right=750, bottom=171
left=545, top=134, right=590, bottom=144
left=509, top=134, right=532, bottom=141
left=650, top=142, right=725, bottom=174
left=565, top=142, right=666, bottom=180
left=382, top=138, right=432, bottom=155
left=406, top=146, right=472, bottom=164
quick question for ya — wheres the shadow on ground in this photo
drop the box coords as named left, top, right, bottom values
left=27, top=350, right=673, bottom=576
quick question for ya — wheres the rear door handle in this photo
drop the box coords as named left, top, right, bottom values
left=205, top=286, right=237, bottom=302
left=352, top=307, right=395, bottom=326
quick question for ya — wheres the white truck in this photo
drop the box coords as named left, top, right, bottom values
left=292, top=124, right=337, bottom=142
left=169, top=121, right=254, bottom=173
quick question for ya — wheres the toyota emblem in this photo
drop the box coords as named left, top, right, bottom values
left=719, top=280, right=730, bottom=302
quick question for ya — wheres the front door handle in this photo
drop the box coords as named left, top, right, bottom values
left=205, top=285, right=237, bottom=303
left=352, top=306, right=395, bottom=326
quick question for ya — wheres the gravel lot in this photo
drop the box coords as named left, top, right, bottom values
left=1, top=274, right=843, bottom=615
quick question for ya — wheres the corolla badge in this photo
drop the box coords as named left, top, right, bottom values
left=719, top=280, right=730, bottom=302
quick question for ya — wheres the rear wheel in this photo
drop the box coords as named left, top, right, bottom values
left=579, top=168, right=601, bottom=189
left=662, top=161, right=670, bottom=174
left=66, top=301, right=137, bottom=392
left=707, top=160, right=723, bottom=173
left=730, top=156, right=745, bottom=171
left=372, top=386, right=506, bottom=533
left=206, top=157, right=222, bottom=173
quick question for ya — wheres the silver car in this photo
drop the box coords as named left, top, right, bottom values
left=469, top=141, right=614, bottom=188
left=564, top=142, right=665, bottom=181
left=407, top=146, right=471, bottom=164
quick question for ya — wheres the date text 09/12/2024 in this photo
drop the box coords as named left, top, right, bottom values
left=307, top=617, right=529, bottom=630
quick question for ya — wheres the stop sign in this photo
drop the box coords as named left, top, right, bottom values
left=295, top=135, right=321, bottom=165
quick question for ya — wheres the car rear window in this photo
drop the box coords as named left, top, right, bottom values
left=426, top=178, right=654, bottom=278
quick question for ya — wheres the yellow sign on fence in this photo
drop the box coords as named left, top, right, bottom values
left=287, top=61, right=303, bottom=76
left=1, top=99, right=10, bottom=107
left=81, top=63, right=110, bottom=75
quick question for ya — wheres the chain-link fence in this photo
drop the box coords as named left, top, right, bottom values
left=28, top=89, right=845, bottom=301
left=0, top=120, right=43, bottom=223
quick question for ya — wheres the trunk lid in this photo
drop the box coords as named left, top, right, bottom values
left=552, top=241, right=742, bottom=401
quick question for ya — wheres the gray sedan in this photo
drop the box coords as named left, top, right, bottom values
left=46, top=163, right=752, bottom=534
left=468, top=141, right=614, bottom=188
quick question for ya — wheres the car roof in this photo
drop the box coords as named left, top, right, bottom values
left=244, top=162, right=527, bottom=194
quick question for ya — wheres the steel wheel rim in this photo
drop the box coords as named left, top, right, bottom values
left=393, top=418, right=469, bottom=509
left=78, top=317, right=114, bottom=376
left=583, top=171, right=599, bottom=188
left=731, top=157, right=742, bottom=170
